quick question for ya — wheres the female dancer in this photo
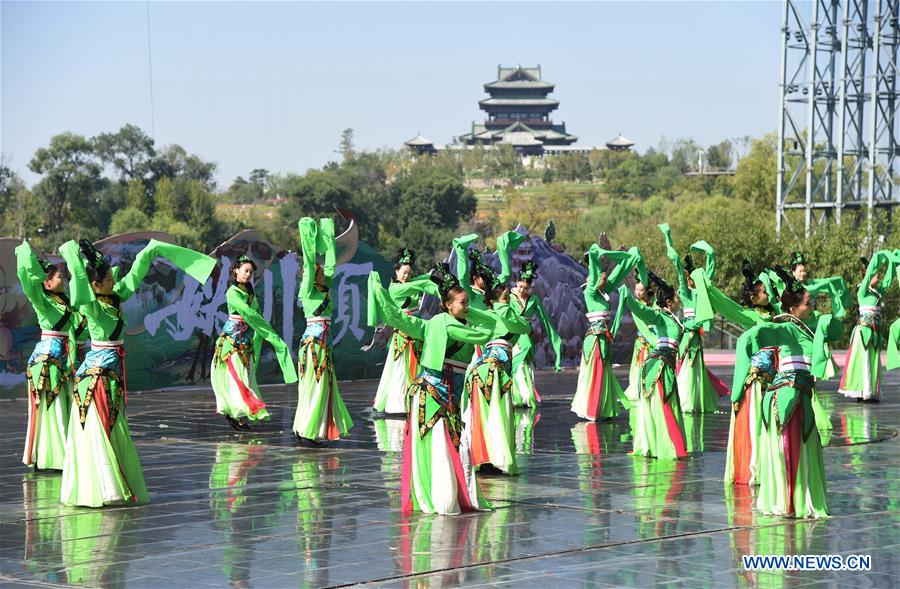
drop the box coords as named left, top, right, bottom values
left=462, top=231, right=531, bottom=475
left=623, top=276, right=654, bottom=404
left=211, top=254, right=298, bottom=431
left=510, top=260, right=562, bottom=407
left=570, top=244, right=643, bottom=421
left=732, top=268, right=843, bottom=518
left=659, top=225, right=724, bottom=413
left=59, top=238, right=216, bottom=507
left=372, top=248, right=437, bottom=415
left=368, top=265, right=492, bottom=514
left=694, top=260, right=777, bottom=485
left=293, top=217, right=354, bottom=444
left=17, top=240, right=86, bottom=470
left=839, top=251, right=895, bottom=402
left=619, top=267, right=713, bottom=460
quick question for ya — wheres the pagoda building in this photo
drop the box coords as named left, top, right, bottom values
left=459, top=65, right=578, bottom=152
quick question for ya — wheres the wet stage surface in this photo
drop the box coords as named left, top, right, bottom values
left=1, top=367, right=898, bottom=588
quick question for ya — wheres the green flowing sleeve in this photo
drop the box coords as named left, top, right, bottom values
left=227, top=287, right=298, bottom=384
left=446, top=320, right=492, bottom=345
left=494, top=302, right=531, bottom=335
left=689, top=240, right=716, bottom=280
left=59, top=240, right=97, bottom=309
left=533, top=296, right=562, bottom=371
left=452, top=233, right=479, bottom=297
left=465, top=306, right=498, bottom=331
left=687, top=268, right=715, bottom=327
left=114, top=239, right=217, bottom=302
left=619, top=285, right=661, bottom=346
left=15, top=241, right=50, bottom=316
left=658, top=224, right=689, bottom=301
left=805, top=276, right=850, bottom=318
left=887, top=318, right=900, bottom=371
left=812, top=313, right=844, bottom=378
left=298, top=218, right=318, bottom=300
left=860, top=250, right=895, bottom=299
left=603, top=247, right=643, bottom=292
left=693, top=271, right=761, bottom=329
left=496, top=231, right=527, bottom=283
left=388, top=274, right=439, bottom=301
left=585, top=244, right=601, bottom=294
left=319, top=218, right=336, bottom=284
left=366, top=272, right=426, bottom=340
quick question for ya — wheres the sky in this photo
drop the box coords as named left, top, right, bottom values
left=2, top=1, right=782, bottom=188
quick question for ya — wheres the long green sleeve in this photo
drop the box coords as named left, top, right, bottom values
left=388, top=274, right=439, bottom=302
left=887, top=318, right=900, bottom=370
left=693, top=271, right=762, bottom=330
left=689, top=240, right=716, bottom=280
left=496, top=231, right=527, bottom=283
left=319, top=218, right=336, bottom=284
left=494, top=302, right=531, bottom=336
left=367, top=272, right=427, bottom=340
left=452, top=233, right=479, bottom=298
left=532, top=296, right=562, bottom=371
left=15, top=241, right=50, bottom=317
left=299, top=218, right=318, bottom=300
left=658, top=224, right=690, bottom=302
left=114, top=239, right=216, bottom=302
left=59, top=240, right=95, bottom=308
left=227, top=286, right=298, bottom=384
left=805, top=276, right=850, bottom=318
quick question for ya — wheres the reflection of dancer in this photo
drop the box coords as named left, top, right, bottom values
left=571, top=245, right=643, bottom=421
left=211, top=255, right=297, bottom=431
left=695, top=260, right=777, bottom=485
left=368, top=265, right=492, bottom=514
left=839, top=252, right=895, bottom=402
left=16, top=241, right=87, bottom=470
left=59, top=238, right=215, bottom=507
left=510, top=260, right=562, bottom=407
left=60, top=508, right=136, bottom=589
left=371, top=248, right=436, bottom=415
left=209, top=442, right=269, bottom=589
left=462, top=231, right=531, bottom=475
left=22, top=473, right=64, bottom=580
left=293, top=217, right=354, bottom=444
left=732, top=268, right=843, bottom=519
left=619, top=265, right=713, bottom=460
left=659, top=225, right=725, bottom=413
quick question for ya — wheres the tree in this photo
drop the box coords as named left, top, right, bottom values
left=93, top=124, right=157, bottom=184
left=706, top=140, right=733, bottom=169
left=28, top=132, right=103, bottom=232
left=125, top=178, right=153, bottom=216
left=150, top=144, right=217, bottom=190
left=248, top=168, right=269, bottom=186
left=338, top=128, right=356, bottom=161
left=382, top=159, right=477, bottom=263
left=110, top=206, right=152, bottom=235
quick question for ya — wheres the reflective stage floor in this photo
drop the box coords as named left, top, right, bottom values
left=0, top=367, right=897, bottom=588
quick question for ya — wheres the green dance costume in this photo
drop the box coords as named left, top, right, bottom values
left=17, top=240, right=87, bottom=470
left=292, top=217, right=354, bottom=442
left=59, top=238, right=215, bottom=507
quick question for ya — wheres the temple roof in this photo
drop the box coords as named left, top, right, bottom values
left=485, top=65, right=555, bottom=90
left=606, top=134, right=635, bottom=148
left=404, top=134, right=434, bottom=146
left=479, top=98, right=560, bottom=107
left=459, top=121, right=577, bottom=144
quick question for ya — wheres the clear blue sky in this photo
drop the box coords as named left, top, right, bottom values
left=2, top=1, right=781, bottom=188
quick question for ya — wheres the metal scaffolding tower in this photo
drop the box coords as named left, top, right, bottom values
left=777, top=0, right=900, bottom=236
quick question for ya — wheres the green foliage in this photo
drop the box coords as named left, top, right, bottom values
left=28, top=132, right=103, bottom=233
left=93, top=124, right=157, bottom=184
left=110, top=206, right=152, bottom=235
